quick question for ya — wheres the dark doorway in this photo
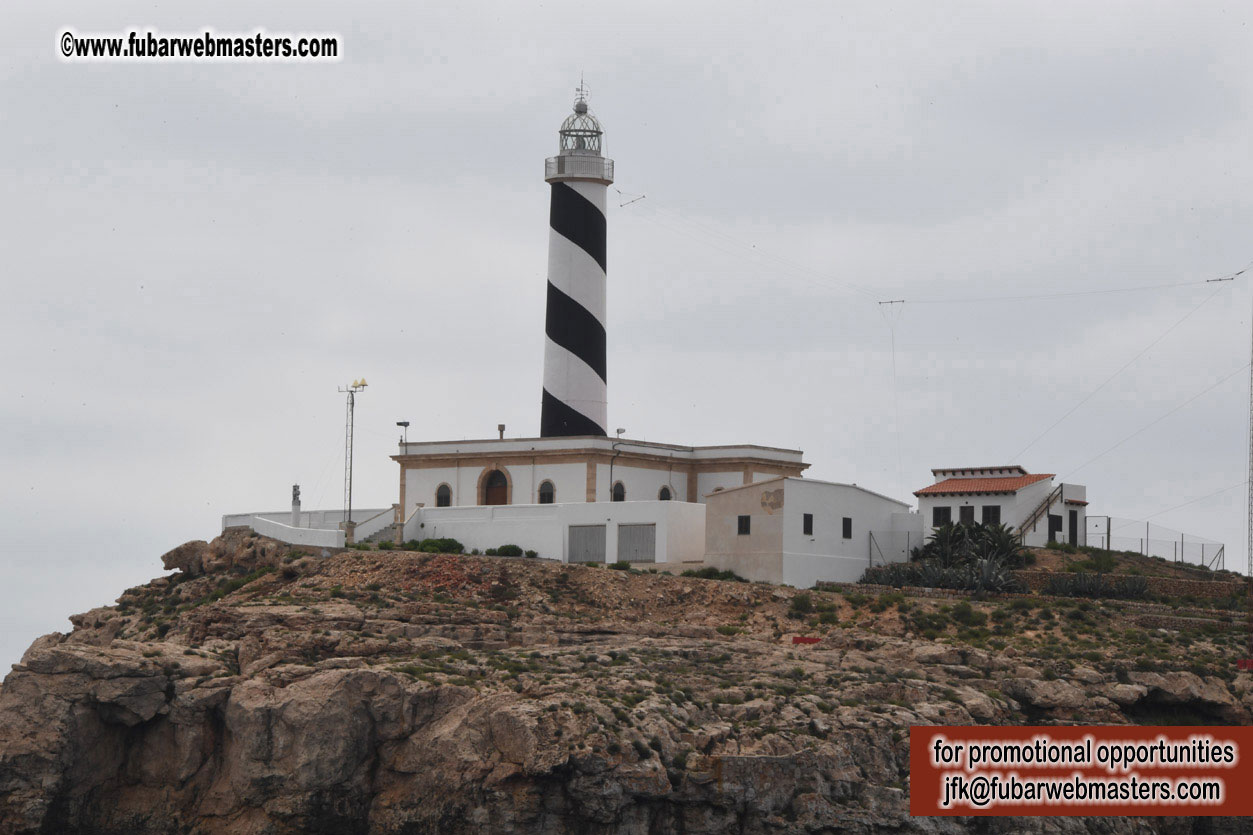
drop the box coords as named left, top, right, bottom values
left=1068, top=510, right=1078, bottom=547
left=1048, top=513, right=1062, bottom=543
left=483, top=470, right=508, bottom=505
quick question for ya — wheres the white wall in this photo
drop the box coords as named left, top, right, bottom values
left=703, top=478, right=917, bottom=587
left=919, top=480, right=1054, bottom=533
left=698, top=470, right=748, bottom=499
left=915, top=478, right=1088, bottom=547
left=600, top=462, right=688, bottom=503
left=779, top=480, right=916, bottom=586
left=402, top=500, right=706, bottom=564
left=404, top=462, right=588, bottom=512
left=222, top=515, right=345, bottom=549
left=403, top=457, right=784, bottom=511
left=223, top=508, right=391, bottom=529
left=780, top=553, right=876, bottom=590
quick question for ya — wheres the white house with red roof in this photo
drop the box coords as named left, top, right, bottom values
left=913, top=466, right=1087, bottom=548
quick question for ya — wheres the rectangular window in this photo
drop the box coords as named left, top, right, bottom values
left=933, top=506, right=951, bottom=527
left=802, top=513, right=813, bottom=536
left=842, top=517, right=852, bottom=539
left=981, top=505, right=1001, bottom=525
left=737, top=515, right=751, bottom=535
left=959, top=505, right=975, bottom=525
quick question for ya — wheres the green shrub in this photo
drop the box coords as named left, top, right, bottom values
left=789, top=593, right=814, bottom=617
left=525, top=550, right=538, bottom=558
left=609, top=561, right=632, bottom=571
left=842, top=590, right=869, bottom=607
left=415, top=538, right=464, bottom=554
left=496, top=544, right=524, bottom=557
left=951, top=601, right=987, bottom=627
left=376, top=540, right=394, bottom=551
left=485, top=548, right=498, bottom=556
left=681, top=567, right=747, bottom=582
left=870, top=591, right=905, bottom=613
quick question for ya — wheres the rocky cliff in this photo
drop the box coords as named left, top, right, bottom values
left=0, top=530, right=1249, bottom=833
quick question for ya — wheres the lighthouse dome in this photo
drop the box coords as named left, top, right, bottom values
left=558, top=102, right=603, bottom=155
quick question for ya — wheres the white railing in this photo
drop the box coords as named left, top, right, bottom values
left=545, top=155, right=613, bottom=183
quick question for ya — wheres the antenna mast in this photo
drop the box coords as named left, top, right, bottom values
left=1244, top=289, right=1253, bottom=669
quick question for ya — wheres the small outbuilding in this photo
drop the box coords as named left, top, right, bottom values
left=913, top=466, right=1087, bottom=547
left=702, top=477, right=922, bottom=588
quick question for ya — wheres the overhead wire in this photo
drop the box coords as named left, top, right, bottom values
left=619, top=193, right=1252, bottom=530
left=1010, top=280, right=1233, bottom=461
left=1061, top=361, right=1251, bottom=481
left=1144, top=481, right=1247, bottom=522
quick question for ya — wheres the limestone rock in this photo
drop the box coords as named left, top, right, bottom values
left=1000, top=677, right=1086, bottom=711
left=0, top=533, right=1247, bottom=834
left=160, top=539, right=209, bottom=576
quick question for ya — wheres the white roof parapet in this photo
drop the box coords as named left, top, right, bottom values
left=931, top=465, right=1029, bottom=478
left=703, top=476, right=912, bottom=508
left=396, top=435, right=805, bottom=464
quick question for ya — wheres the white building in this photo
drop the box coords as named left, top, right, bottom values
left=219, top=89, right=921, bottom=578
left=913, top=466, right=1087, bottom=547
left=388, top=435, right=807, bottom=564
left=703, top=477, right=922, bottom=587
left=393, top=435, right=807, bottom=512
left=401, top=500, right=705, bottom=565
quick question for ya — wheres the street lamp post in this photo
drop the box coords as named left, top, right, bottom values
left=608, top=428, right=626, bottom=502
left=338, top=378, right=368, bottom=543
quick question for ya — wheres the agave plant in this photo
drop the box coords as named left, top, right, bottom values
left=909, top=561, right=952, bottom=589
left=918, top=523, right=972, bottom=567
left=1070, top=571, right=1107, bottom=598
left=1111, top=575, right=1148, bottom=600
left=966, top=558, right=1022, bottom=595
left=978, top=523, right=1030, bottom=568
left=1044, top=574, right=1076, bottom=596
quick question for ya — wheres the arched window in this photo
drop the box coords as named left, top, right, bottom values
left=612, top=482, right=626, bottom=502
left=483, top=469, right=508, bottom=506
left=435, top=484, right=451, bottom=507
left=538, top=480, right=555, bottom=504
left=658, top=486, right=672, bottom=501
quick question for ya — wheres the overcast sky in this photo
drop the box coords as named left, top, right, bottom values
left=4, top=0, right=1253, bottom=673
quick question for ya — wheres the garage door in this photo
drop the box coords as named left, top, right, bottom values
left=568, top=524, right=606, bottom=563
left=617, top=523, right=656, bottom=563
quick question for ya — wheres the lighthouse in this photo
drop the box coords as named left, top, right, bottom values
left=540, top=85, right=614, bottom=437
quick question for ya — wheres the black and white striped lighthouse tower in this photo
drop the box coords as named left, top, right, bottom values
left=540, top=85, right=614, bottom=437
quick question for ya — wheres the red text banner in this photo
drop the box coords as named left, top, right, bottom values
left=910, top=725, right=1253, bottom=817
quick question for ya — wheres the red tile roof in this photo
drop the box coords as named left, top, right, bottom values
left=914, top=473, right=1054, bottom=497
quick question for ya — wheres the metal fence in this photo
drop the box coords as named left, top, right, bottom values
left=1085, top=516, right=1224, bottom=570
left=868, top=530, right=917, bottom=567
